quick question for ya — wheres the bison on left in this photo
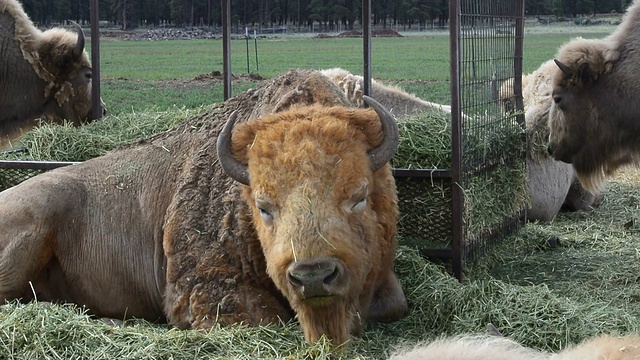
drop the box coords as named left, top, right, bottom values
left=0, top=68, right=408, bottom=346
left=0, top=0, right=104, bottom=148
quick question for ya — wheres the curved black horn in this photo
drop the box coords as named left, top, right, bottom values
left=70, top=21, right=85, bottom=60
left=217, top=111, right=250, bottom=185
left=363, top=95, right=399, bottom=171
left=554, top=59, right=573, bottom=78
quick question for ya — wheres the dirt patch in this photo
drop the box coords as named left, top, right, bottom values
left=192, top=71, right=265, bottom=82
left=140, top=71, right=267, bottom=91
left=316, top=29, right=404, bottom=38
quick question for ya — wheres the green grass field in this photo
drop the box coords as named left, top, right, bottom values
left=95, top=30, right=611, bottom=115
left=2, top=27, right=639, bottom=359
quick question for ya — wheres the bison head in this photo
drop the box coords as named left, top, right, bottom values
left=546, top=37, right=627, bottom=193
left=548, top=56, right=631, bottom=193
left=547, top=60, right=595, bottom=164
left=39, top=21, right=104, bottom=125
left=217, top=97, right=407, bottom=344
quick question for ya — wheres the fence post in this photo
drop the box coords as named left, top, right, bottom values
left=90, top=0, right=102, bottom=120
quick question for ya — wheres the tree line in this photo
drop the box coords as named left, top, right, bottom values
left=18, top=0, right=633, bottom=31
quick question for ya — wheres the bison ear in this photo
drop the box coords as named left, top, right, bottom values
left=576, top=61, right=596, bottom=83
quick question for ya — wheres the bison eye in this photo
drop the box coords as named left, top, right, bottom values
left=258, top=207, right=273, bottom=224
left=256, top=197, right=276, bottom=224
left=352, top=197, right=367, bottom=212
left=552, top=94, right=562, bottom=104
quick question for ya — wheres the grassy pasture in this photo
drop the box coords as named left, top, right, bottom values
left=2, top=27, right=640, bottom=359
left=93, top=29, right=611, bottom=115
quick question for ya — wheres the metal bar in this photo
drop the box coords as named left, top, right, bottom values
left=392, top=168, right=451, bottom=179
left=222, top=0, right=232, bottom=100
left=0, top=161, right=79, bottom=170
left=513, top=0, right=525, bottom=126
left=421, top=248, right=453, bottom=260
left=90, top=0, right=102, bottom=120
left=362, top=0, right=372, bottom=98
left=449, top=0, right=464, bottom=281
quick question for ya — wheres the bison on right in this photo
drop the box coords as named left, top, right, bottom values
left=498, top=60, right=602, bottom=221
left=548, top=0, right=639, bottom=193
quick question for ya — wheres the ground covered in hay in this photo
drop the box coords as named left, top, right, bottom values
left=1, top=102, right=638, bottom=359
left=2, top=175, right=640, bottom=359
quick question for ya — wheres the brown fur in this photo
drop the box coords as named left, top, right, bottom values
left=0, top=69, right=406, bottom=345
left=548, top=0, right=640, bottom=193
left=230, top=105, right=402, bottom=342
left=0, top=0, right=102, bottom=148
left=389, top=334, right=640, bottom=360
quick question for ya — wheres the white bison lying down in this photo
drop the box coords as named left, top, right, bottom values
left=0, top=0, right=105, bottom=148
left=319, top=68, right=452, bottom=116
left=548, top=0, right=639, bottom=193
left=0, top=69, right=407, bottom=345
left=498, top=60, right=601, bottom=221
left=389, top=333, right=640, bottom=360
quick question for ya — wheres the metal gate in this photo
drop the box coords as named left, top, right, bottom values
left=0, top=0, right=526, bottom=281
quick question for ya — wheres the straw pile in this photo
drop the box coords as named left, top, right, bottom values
left=3, top=216, right=640, bottom=360
left=0, top=103, right=638, bottom=358
left=0, top=106, right=200, bottom=162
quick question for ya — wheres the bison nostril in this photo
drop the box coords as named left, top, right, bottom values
left=323, top=266, right=339, bottom=285
left=288, top=264, right=336, bottom=286
left=287, top=271, right=304, bottom=287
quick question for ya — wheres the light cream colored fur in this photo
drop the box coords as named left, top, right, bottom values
left=389, top=334, right=640, bottom=360
left=319, top=68, right=452, bottom=115
left=389, top=335, right=548, bottom=360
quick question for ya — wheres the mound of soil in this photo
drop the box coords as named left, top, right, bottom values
left=320, top=29, right=403, bottom=38
left=191, top=71, right=265, bottom=81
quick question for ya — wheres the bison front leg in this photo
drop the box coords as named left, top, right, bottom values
left=0, top=179, right=66, bottom=303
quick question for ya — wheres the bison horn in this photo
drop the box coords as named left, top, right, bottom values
left=363, top=95, right=399, bottom=171
left=554, top=59, right=573, bottom=78
left=70, top=21, right=86, bottom=60
left=217, top=111, right=250, bottom=185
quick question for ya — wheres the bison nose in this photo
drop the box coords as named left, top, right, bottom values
left=287, top=257, right=346, bottom=298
